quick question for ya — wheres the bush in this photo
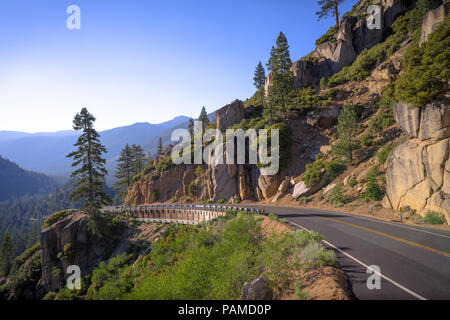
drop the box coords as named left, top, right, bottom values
left=377, top=144, right=394, bottom=164
left=195, top=165, right=203, bottom=176
left=304, top=157, right=325, bottom=187
left=188, top=182, right=197, bottom=197
left=42, top=209, right=74, bottom=229
left=365, top=167, right=382, bottom=201
left=326, top=183, right=346, bottom=207
left=348, top=177, right=357, bottom=188
left=325, top=160, right=345, bottom=181
left=315, top=25, right=338, bottom=45
left=319, top=77, right=328, bottom=89
left=217, top=199, right=226, bottom=204
left=419, top=211, right=446, bottom=225
left=360, top=133, right=373, bottom=147
left=151, top=190, right=159, bottom=202
left=393, top=14, right=449, bottom=107
left=268, top=213, right=279, bottom=221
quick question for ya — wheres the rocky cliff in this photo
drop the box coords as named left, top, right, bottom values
left=383, top=100, right=450, bottom=223
left=265, top=0, right=424, bottom=91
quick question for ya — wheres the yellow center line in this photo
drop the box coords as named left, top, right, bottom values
left=319, top=216, right=450, bottom=258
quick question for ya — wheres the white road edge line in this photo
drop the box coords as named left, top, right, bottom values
left=288, top=221, right=427, bottom=301
left=256, top=205, right=450, bottom=239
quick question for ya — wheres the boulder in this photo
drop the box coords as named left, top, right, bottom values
left=278, top=177, right=291, bottom=193
left=258, top=175, right=281, bottom=200
left=323, top=183, right=337, bottom=198
left=241, top=278, right=273, bottom=300
left=292, top=181, right=310, bottom=199
left=418, top=100, right=450, bottom=141
left=216, top=99, right=245, bottom=133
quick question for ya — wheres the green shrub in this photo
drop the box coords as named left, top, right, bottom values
left=377, top=144, right=394, bottom=164
left=298, top=196, right=310, bottom=204
left=360, top=133, right=374, bottom=147
left=268, top=213, right=279, bottom=221
left=319, top=77, right=328, bottom=89
left=326, top=183, right=346, bottom=207
left=348, top=177, right=357, bottom=188
left=151, top=190, right=159, bottom=202
left=195, top=165, right=203, bottom=176
left=315, top=25, right=338, bottom=45
left=294, top=280, right=309, bottom=300
left=188, top=182, right=197, bottom=197
left=393, top=12, right=449, bottom=107
left=42, top=209, right=74, bottom=229
left=217, top=198, right=226, bottom=204
left=419, top=211, right=446, bottom=225
left=325, top=160, right=345, bottom=181
left=304, top=157, right=325, bottom=187
left=365, top=167, right=383, bottom=201
left=155, top=156, right=172, bottom=173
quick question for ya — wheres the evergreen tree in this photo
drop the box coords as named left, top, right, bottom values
left=114, top=144, right=134, bottom=197
left=198, top=106, right=210, bottom=130
left=331, top=104, right=360, bottom=164
left=157, top=137, right=163, bottom=156
left=365, top=167, right=382, bottom=201
left=0, top=230, right=14, bottom=275
left=131, top=144, right=146, bottom=174
left=66, top=108, right=111, bottom=214
left=265, top=32, right=293, bottom=121
left=253, top=61, right=266, bottom=90
left=316, top=0, right=343, bottom=26
left=188, top=118, right=195, bottom=136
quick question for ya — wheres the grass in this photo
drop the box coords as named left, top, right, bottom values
left=416, top=211, right=446, bottom=225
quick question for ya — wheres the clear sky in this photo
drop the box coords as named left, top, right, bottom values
left=0, top=0, right=356, bottom=133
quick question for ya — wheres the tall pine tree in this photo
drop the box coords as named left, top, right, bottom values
left=316, top=0, right=343, bottom=27
left=198, top=106, right=210, bottom=130
left=114, top=144, right=134, bottom=198
left=265, top=32, right=293, bottom=122
left=157, top=137, right=163, bottom=156
left=0, top=230, right=14, bottom=275
left=188, top=118, right=195, bottom=136
left=131, top=144, right=146, bottom=174
left=66, top=108, right=111, bottom=214
left=253, top=61, right=266, bottom=106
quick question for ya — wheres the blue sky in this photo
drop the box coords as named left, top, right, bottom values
left=0, top=0, right=356, bottom=132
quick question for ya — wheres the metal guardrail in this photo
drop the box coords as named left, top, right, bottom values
left=103, top=204, right=263, bottom=225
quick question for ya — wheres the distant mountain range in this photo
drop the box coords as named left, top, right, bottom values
left=0, top=156, right=57, bottom=201
left=0, top=113, right=215, bottom=184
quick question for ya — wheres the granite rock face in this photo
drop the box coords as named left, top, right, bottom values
left=383, top=99, right=450, bottom=224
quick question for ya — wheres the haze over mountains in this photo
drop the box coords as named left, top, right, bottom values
left=0, top=115, right=193, bottom=183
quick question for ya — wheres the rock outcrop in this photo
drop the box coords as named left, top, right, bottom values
left=41, top=212, right=108, bottom=292
left=419, top=0, right=450, bottom=45
left=265, top=0, right=415, bottom=91
left=383, top=100, right=450, bottom=223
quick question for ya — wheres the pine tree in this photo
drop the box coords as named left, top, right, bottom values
left=157, top=137, right=163, bottom=156
left=253, top=61, right=266, bottom=89
left=0, top=230, right=14, bottom=275
left=316, top=0, right=343, bottom=27
left=331, top=104, right=360, bottom=164
left=114, top=144, right=134, bottom=197
left=265, top=32, right=294, bottom=121
left=66, top=108, right=111, bottom=214
left=131, top=144, right=146, bottom=174
left=198, top=106, right=210, bottom=130
left=188, top=118, right=195, bottom=136
left=366, top=167, right=382, bottom=201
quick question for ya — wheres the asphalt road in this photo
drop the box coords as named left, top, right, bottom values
left=236, top=204, right=450, bottom=300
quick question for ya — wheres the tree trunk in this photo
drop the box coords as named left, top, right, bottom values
left=334, top=2, right=339, bottom=26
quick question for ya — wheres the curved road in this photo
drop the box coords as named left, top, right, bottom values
left=236, top=204, right=450, bottom=300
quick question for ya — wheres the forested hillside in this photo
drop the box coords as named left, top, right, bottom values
left=0, top=156, right=57, bottom=201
